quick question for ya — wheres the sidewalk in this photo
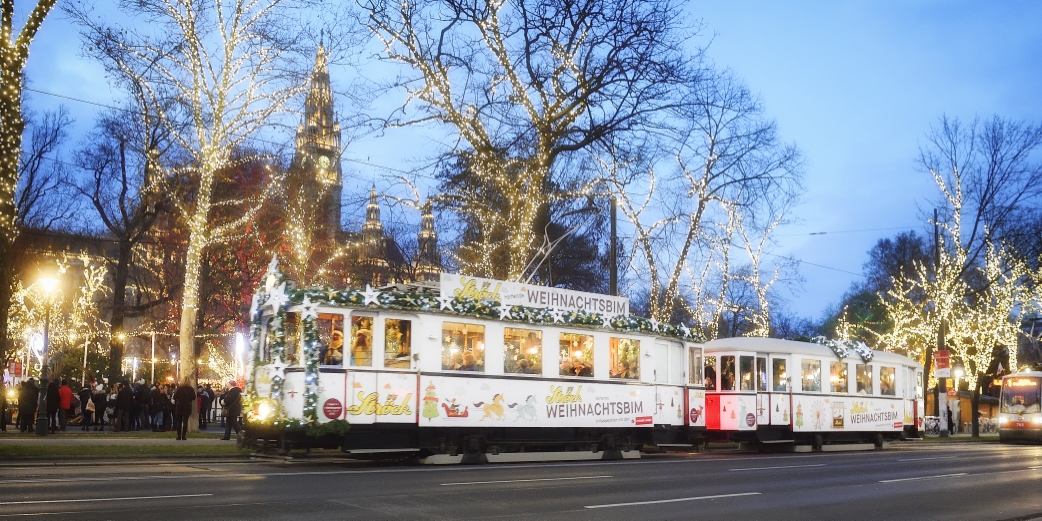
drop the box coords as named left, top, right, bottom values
left=0, top=427, right=248, bottom=458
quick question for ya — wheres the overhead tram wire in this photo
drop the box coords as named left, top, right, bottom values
left=23, top=86, right=438, bottom=181
left=775, top=226, right=921, bottom=238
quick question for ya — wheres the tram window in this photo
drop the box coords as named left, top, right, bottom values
left=689, top=347, right=703, bottom=385
left=609, top=338, right=640, bottom=380
left=349, top=315, right=374, bottom=367
left=756, top=357, right=768, bottom=392
left=916, top=371, right=924, bottom=399
left=830, top=362, right=848, bottom=393
left=720, top=356, right=736, bottom=391
left=559, top=332, right=594, bottom=377
left=317, top=313, right=344, bottom=366
left=856, top=364, right=873, bottom=394
left=1001, top=379, right=1041, bottom=414
left=504, top=328, right=541, bottom=375
left=704, top=357, right=717, bottom=390
left=880, top=366, right=896, bottom=396
left=384, top=319, right=411, bottom=369
left=772, top=358, right=789, bottom=391
left=442, top=322, right=485, bottom=371
left=801, top=359, right=821, bottom=392
left=739, top=356, right=754, bottom=391
left=285, top=312, right=300, bottom=365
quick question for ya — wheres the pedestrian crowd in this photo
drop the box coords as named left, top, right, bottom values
left=2, top=377, right=242, bottom=440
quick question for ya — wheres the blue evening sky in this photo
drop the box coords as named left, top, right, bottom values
left=15, top=1, right=1042, bottom=320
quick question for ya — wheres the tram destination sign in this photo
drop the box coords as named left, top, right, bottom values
left=440, top=274, right=629, bottom=316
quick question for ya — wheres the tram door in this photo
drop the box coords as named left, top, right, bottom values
left=755, top=355, right=769, bottom=426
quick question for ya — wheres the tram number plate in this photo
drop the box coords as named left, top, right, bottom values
left=1010, top=421, right=1028, bottom=429
left=635, top=416, right=653, bottom=426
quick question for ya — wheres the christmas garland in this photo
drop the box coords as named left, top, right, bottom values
left=811, top=336, right=875, bottom=363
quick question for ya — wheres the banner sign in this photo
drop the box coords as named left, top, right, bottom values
left=417, top=375, right=654, bottom=428
left=7, top=361, right=22, bottom=377
left=440, top=273, right=629, bottom=316
left=934, top=350, right=951, bottom=378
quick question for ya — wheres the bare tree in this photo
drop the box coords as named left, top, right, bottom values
left=365, top=0, right=696, bottom=280
left=75, top=101, right=175, bottom=383
left=69, top=0, right=309, bottom=431
left=609, top=69, right=803, bottom=325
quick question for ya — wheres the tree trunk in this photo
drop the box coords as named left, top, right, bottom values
left=107, top=239, right=132, bottom=384
left=179, top=222, right=208, bottom=434
left=971, top=372, right=982, bottom=438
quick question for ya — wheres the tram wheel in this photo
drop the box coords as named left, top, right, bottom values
left=812, top=434, right=824, bottom=450
left=874, top=433, right=884, bottom=448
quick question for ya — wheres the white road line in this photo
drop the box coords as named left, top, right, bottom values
left=441, top=475, right=612, bottom=486
left=897, top=456, right=958, bottom=462
left=729, top=464, right=825, bottom=471
left=585, top=492, right=761, bottom=509
left=0, top=493, right=213, bottom=505
left=879, top=473, right=967, bottom=483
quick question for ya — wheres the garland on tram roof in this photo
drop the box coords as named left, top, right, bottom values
left=811, top=336, right=875, bottom=363
left=281, top=284, right=704, bottom=343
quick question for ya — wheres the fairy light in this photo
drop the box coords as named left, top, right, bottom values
left=878, top=166, right=1029, bottom=391
left=1, top=0, right=59, bottom=265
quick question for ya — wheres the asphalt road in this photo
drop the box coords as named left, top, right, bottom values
left=0, top=442, right=1039, bottom=520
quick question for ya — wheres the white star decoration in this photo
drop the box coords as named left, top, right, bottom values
left=363, top=285, right=381, bottom=306
left=267, top=282, right=288, bottom=313
left=649, top=318, right=660, bottom=331
left=249, top=293, right=260, bottom=319
left=679, top=323, right=690, bottom=337
left=268, top=356, right=287, bottom=379
left=550, top=308, right=564, bottom=323
left=497, top=303, right=513, bottom=319
left=301, top=296, right=319, bottom=320
left=266, top=253, right=279, bottom=276
left=438, top=296, right=454, bottom=311
left=601, top=314, right=614, bottom=328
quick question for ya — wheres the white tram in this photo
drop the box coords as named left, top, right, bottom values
left=247, top=270, right=924, bottom=458
left=248, top=273, right=708, bottom=460
left=702, top=337, right=925, bottom=448
left=998, top=372, right=1042, bottom=443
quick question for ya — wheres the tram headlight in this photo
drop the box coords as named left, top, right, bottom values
left=998, top=416, right=1009, bottom=426
left=1033, top=416, right=1042, bottom=425
left=252, top=399, right=275, bottom=422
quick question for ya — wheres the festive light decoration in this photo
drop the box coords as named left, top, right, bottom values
left=877, top=165, right=1030, bottom=391
left=70, top=0, right=307, bottom=430
left=8, top=253, right=111, bottom=379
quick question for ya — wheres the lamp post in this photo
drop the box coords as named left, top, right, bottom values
left=35, top=277, right=59, bottom=437
left=151, top=332, right=156, bottom=385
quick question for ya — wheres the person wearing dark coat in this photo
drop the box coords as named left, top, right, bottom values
left=18, top=379, right=39, bottom=432
left=149, top=385, right=164, bottom=432
left=220, top=381, right=243, bottom=441
left=79, top=384, right=94, bottom=431
left=172, top=379, right=197, bottom=440
left=46, top=377, right=60, bottom=433
left=91, top=385, right=107, bottom=431
left=115, top=382, right=134, bottom=432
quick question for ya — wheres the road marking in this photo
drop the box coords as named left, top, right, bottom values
left=897, top=456, right=957, bottom=462
left=441, top=475, right=612, bottom=486
left=585, top=492, right=761, bottom=509
left=879, top=473, right=967, bottom=483
left=729, top=464, right=825, bottom=471
left=0, top=493, right=213, bottom=505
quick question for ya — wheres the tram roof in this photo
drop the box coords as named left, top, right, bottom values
left=704, top=337, right=921, bottom=367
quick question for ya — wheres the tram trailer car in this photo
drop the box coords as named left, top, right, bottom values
left=998, top=371, right=1042, bottom=443
left=701, top=337, right=924, bottom=449
left=248, top=276, right=709, bottom=459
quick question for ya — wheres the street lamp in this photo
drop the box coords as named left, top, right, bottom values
left=35, top=276, right=59, bottom=437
